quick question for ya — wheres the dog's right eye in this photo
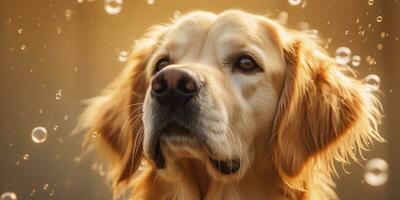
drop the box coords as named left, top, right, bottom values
left=155, top=57, right=170, bottom=72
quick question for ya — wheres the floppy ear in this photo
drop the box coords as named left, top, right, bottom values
left=272, top=33, right=384, bottom=189
left=76, top=25, right=167, bottom=192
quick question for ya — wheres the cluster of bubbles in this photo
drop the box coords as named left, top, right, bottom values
left=0, top=192, right=17, bottom=200
left=31, top=127, right=48, bottom=143
left=364, top=158, right=389, bottom=187
left=334, top=47, right=380, bottom=92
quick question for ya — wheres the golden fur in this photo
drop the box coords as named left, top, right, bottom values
left=76, top=10, right=383, bottom=200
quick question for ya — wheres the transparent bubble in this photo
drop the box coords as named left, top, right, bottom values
left=55, top=89, right=62, bottom=100
left=56, top=26, right=62, bottom=34
left=65, top=9, right=73, bottom=20
left=17, top=28, right=23, bottom=34
left=92, top=131, right=99, bottom=138
left=104, top=0, right=123, bottom=15
left=368, top=0, right=374, bottom=5
left=366, top=56, right=377, bottom=65
left=77, top=0, right=84, bottom=3
left=364, top=158, right=388, bottom=187
left=49, top=190, right=55, bottom=197
left=31, top=127, right=48, bottom=143
left=22, top=153, right=29, bottom=160
left=146, top=0, right=155, bottom=5
left=20, top=44, right=27, bottom=51
left=335, top=47, right=352, bottom=65
left=53, top=125, right=59, bottom=131
left=351, top=55, right=361, bottom=67
left=0, top=192, right=17, bottom=200
left=363, top=74, right=381, bottom=92
left=376, top=16, right=383, bottom=22
left=29, top=189, right=35, bottom=197
left=64, top=115, right=70, bottom=120
left=377, top=43, right=383, bottom=50
left=43, top=184, right=49, bottom=190
left=288, top=0, right=302, bottom=6
left=118, top=51, right=128, bottom=62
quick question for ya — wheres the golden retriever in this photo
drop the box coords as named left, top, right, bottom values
left=77, top=10, right=384, bottom=200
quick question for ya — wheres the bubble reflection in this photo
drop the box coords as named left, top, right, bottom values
left=31, top=127, right=48, bottom=143
left=364, top=158, right=389, bottom=187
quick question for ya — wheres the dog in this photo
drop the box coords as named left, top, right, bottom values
left=77, top=10, right=384, bottom=200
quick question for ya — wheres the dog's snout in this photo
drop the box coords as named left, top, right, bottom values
left=151, top=68, right=200, bottom=105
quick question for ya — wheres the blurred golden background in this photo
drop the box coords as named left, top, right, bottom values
left=0, top=0, right=399, bottom=199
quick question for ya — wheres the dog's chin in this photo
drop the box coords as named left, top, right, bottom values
left=147, top=122, right=241, bottom=176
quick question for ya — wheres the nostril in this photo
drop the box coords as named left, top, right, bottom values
left=177, top=79, right=197, bottom=94
left=152, top=77, right=168, bottom=94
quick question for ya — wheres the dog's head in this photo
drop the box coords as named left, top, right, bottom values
left=78, top=10, right=383, bottom=192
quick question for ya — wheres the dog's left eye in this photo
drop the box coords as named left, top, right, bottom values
left=233, top=55, right=261, bottom=73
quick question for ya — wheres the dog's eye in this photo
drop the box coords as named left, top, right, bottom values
left=234, top=55, right=261, bottom=73
left=155, top=57, right=170, bottom=72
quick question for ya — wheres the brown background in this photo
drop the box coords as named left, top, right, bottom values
left=0, top=0, right=399, bottom=199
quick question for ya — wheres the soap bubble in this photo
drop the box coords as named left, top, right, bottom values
left=0, top=192, right=17, bottom=200
left=92, top=131, right=99, bottom=138
left=55, top=89, right=62, bottom=100
left=146, top=0, right=155, bottom=5
left=288, top=0, right=302, bottom=6
left=363, top=74, right=381, bottom=92
left=31, top=127, right=48, bottom=143
left=376, top=16, right=383, bottom=22
left=20, top=44, right=27, bottom=51
left=364, top=158, right=388, bottom=187
left=17, top=28, right=23, bottom=34
left=56, top=26, right=62, bottom=34
left=335, top=47, right=351, bottom=65
left=65, top=9, right=73, bottom=20
left=118, top=51, right=128, bottom=62
left=43, top=184, right=49, bottom=190
left=351, top=55, right=361, bottom=67
left=23, top=153, right=29, bottom=160
left=377, top=43, right=383, bottom=50
left=104, top=0, right=123, bottom=15
left=368, top=0, right=374, bottom=5
left=64, top=115, right=70, bottom=120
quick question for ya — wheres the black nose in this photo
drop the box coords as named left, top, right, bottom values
left=151, top=68, right=200, bottom=105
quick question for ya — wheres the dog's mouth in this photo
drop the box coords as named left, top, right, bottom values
left=149, top=122, right=241, bottom=175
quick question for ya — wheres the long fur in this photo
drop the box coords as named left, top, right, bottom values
left=76, top=10, right=383, bottom=200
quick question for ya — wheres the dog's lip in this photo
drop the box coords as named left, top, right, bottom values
left=209, top=157, right=241, bottom=175
left=152, top=137, right=166, bottom=169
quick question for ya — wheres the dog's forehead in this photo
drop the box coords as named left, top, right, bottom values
left=163, top=11, right=273, bottom=53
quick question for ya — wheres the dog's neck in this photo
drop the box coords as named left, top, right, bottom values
left=131, top=157, right=305, bottom=200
